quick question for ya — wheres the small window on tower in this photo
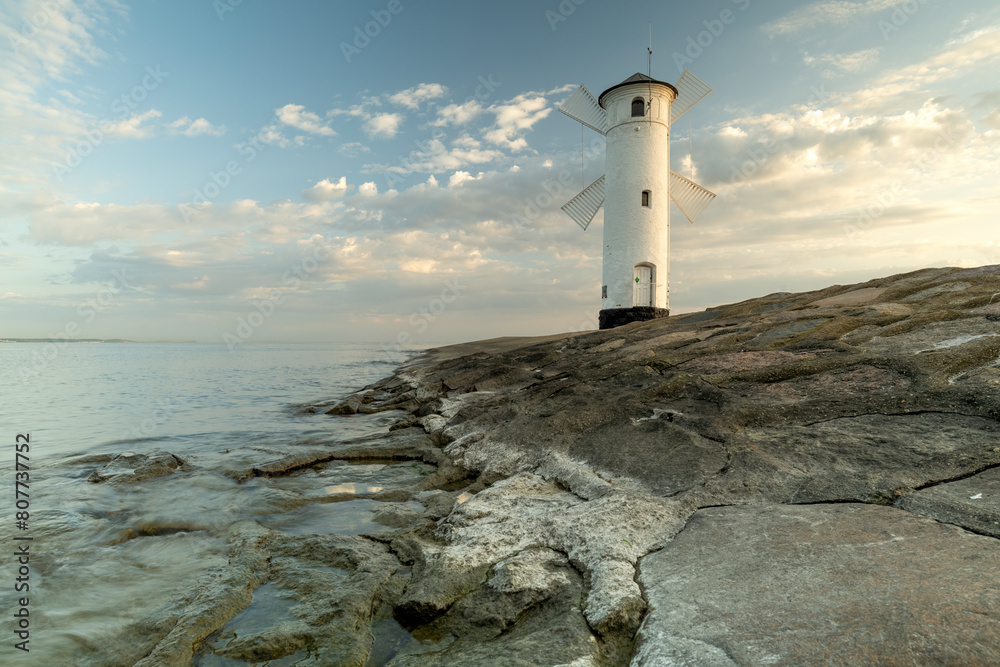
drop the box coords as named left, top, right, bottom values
left=602, top=285, right=607, bottom=299
left=642, top=190, right=651, bottom=208
left=631, top=97, right=645, bottom=117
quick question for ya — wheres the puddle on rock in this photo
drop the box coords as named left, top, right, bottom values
left=220, top=582, right=298, bottom=636
left=260, top=499, right=425, bottom=535
left=195, top=582, right=311, bottom=666
left=365, top=617, right=455, bottom=666
left=260, top=460, right=434, bottom=499
left=365, top=618, right=417, bottom=666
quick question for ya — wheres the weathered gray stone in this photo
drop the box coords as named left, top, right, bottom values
left=131, top=522, right=272, bottom=667
left=690, top=412, right=1000, bottom=505
left=248, top=427, right=441, bottom=478
left=326, top=394, right=364, bottom=414
left=87, top=450, right=187, bottom=485
left=116, top=264, right=992, bottom=665
left=419, top=491, right=458, bottom=520
left=395, top=473, right=689, bottom=638
left=633, top=504, right=1000, bottom=666
left=896, top=465, right=1000, bottom=537
left=747, top=318, right=829, bottom=347
left=367, top=264, right=1000, bottom=666
left=900, top=280, right=972, bottom=302
left=188, top=529, right=406, bottom=666
left=372, top=503, right=430, bottom=530
left=387, top=547, right=603, bottom=666
left=809, top=287, right=885, bottom=306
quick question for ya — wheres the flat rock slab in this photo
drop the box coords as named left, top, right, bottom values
left=897, top=466, right=1000, bottom=538
left=748, top=319, right=828, bottom=347
left=694, top=412, right=1000, bottom=505
left=88, top=450, right=187, bottom=485
left=676, top=350, right=815, bottom=374
left=809, top=287, right=885, bottom=306
left=634, top=503, right=1000, bottom=667
left=900, top=281, right=972, bottom=302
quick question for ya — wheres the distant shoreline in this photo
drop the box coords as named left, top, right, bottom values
left=0, top=338, right=151, bottom=343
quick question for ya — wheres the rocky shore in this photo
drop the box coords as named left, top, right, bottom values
left=100, top=265, right=1000, bottom=666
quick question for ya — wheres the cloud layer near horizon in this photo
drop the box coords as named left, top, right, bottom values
left=2, top=0, right=999, bottom=342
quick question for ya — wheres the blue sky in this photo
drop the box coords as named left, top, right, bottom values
left=1, top=0, right=999, bottom=344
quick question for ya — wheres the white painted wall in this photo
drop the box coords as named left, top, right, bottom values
left=601, top=82, right=674, bottom=311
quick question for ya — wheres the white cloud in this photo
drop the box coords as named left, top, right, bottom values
left=302, top=177, right=349, bottom=202
left=364, top=112, right=403, bottom=138
left=3, top=0, right=122, bottom=81
left=105, top=109, right=162, bottom=138
left=339, top=141, right=371, bottom=156
left=432, top=100, right=483, bottom=127
left=167, top=116, right=226, bottom=137
left=22, top=194, right=348, bottom=247
left=257, top=127, right=290, bottom=148
left=175, top=275, right=210, bottom=290
left=842, top=29, right=1000, bottom=113
left=400, top=258, right=439, bottom=273
left=18, top=130, right=999, bottom=343
left=9, top=7, right=1000, bottom=344
left=0, top=1, right=132, bottom=184
left=27, top=197, right=179, bottom=246
left=764, top=0, right=919, bottom=35
left=484, top=93, right=552, bottom=151
left=365, top=137, right=504, bottom=177
left=327, top=103, right=370, bottom=120
left=275, top=103, right=335, bottom=136
left=803, top=48, right=881, bottom=73
left=448, top=171, right=483, bottom=188
left=945, top=25, right=1000, bottom=46
left=389, top=83, right=447, bottom=109
left=453, top=135, right=481, bottom=149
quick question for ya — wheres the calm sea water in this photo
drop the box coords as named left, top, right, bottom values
left=0, top=342, right=430, bottom=666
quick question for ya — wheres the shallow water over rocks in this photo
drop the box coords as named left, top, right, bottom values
left=0, top=343, right=440, bottom=666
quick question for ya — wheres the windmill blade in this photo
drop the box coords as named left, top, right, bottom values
left=558, top=85, right=608, bottom=135
left=562, top=175, right=605, bottom=230
left=669, top=170, right=716, bottom=223
left=670, top=69, right=713, bottom=124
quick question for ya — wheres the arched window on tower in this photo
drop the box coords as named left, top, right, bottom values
left=642, top=190, right=651, bottom=208
left=631, top=97, right=645, bottom=117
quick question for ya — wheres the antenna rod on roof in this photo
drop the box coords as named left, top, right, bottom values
left=648, top=22, right=652, bottom=77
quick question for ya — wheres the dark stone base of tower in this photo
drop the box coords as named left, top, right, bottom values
left=598, top=307, right=670, bottom=330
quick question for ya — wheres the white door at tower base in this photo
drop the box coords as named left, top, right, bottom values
left=634, top=265, right=653, bottom=307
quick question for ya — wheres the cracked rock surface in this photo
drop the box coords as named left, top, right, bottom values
left=355, top=265, right=1000, bottom=665
left=633, top=503, right=1000, bottom=666
left=109, top=266, right=998, bottom=666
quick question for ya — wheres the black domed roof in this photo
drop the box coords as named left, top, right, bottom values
left=598, top=73, right=678, bottom=107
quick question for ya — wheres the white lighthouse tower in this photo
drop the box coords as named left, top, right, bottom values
left=559, top=69, right=716, bottom=329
